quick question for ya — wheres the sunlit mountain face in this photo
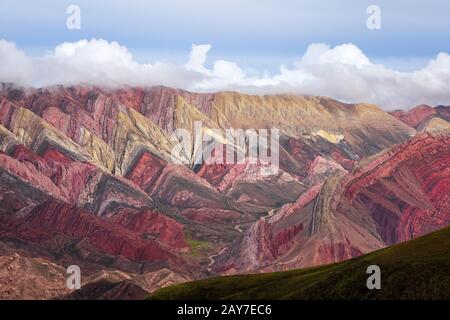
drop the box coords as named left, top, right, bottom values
left=0, top=1, right=449, bottom=300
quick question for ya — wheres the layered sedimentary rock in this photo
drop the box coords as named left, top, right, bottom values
left=210, top=93, right=416, bottom=156
left=212, top=132, right=450, bottom=273
left=391, top=104, right=450, bottom=132
left=0, top=83, right=448, bottom=298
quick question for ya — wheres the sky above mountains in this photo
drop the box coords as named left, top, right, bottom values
left=1, top=0, right=450, bottom=109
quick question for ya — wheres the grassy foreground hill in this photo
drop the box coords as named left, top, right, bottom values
left=150, top=226, right=450, bottom=300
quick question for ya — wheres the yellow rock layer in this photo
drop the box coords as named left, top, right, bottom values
left=421, top=117, right=450, bottom=132
left=112, top=106, right=175, bottom=175
left=8, top=107, right=112, bottom=171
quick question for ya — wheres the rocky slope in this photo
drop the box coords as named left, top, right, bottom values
left=0, top=252, right=70, bottom=300
left=211, top=131, right=450, bottom=273
left=0, top=83, right=448, bottom=299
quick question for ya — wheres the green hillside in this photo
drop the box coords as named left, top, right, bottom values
left=150, top=226, right=450, bottom=300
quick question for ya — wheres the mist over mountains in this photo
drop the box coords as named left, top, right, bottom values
left=2, top=39, right=450, bottom=109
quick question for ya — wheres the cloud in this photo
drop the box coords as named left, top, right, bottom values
left=1, top=38, right=450, bottom=109
left=299, top=43, right=371, bottom=67
left=0, top=39, right=201, bottom=89
left=185, top=44, right=211, bottom=73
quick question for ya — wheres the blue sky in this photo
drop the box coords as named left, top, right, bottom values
left=1, top=0, right=450, bottom=71
left=1, top=0, right=450, bottom=108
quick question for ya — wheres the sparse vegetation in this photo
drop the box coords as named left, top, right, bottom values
left=151, top=226, right=450, bottom=300
left=185, top=234, right=211, bottom=257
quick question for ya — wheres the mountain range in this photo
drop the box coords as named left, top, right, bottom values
left=0, top=83, right=448, bottom=299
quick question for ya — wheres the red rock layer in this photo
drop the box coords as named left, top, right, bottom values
left=112, top=208, right=189, bottom=252
left=338, top=132, right=450, bottom=244
left=391, top=105, right=437, bottom=128
left=0, top=201, right=187, bottom=265
left=391, top=104, right=450, bottom=129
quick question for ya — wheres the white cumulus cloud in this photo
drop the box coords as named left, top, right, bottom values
left=1, top=38, right=450, bottom=109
